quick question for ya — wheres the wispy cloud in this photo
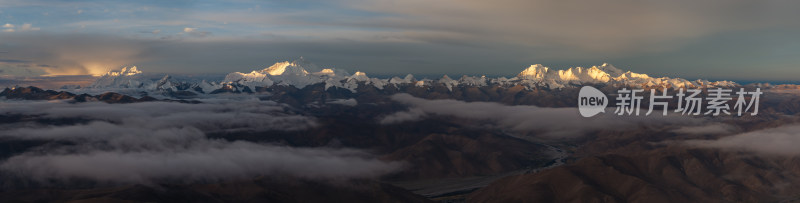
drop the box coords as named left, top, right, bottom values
left=183, top=27, right=210, bottom=37
left=683, top=125, right=800, bottom=155
left=2, top=23, right=14, bottom=32
left=1, top=23, right=40, bottom=32
left=0, top=59, right=30, bottom=63
left=19, top=23, right=40, bottom=31
left=381, top=93, right=705, bottom=137
left=0, top=99, right=316, bottom=133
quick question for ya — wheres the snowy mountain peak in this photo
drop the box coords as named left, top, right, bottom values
left=103, top=66, right=142, bottom=77
left=90, top=66, right=146, bottom=88
left=348, top=71, right=369, bottom=82
left=317, top=68, right=335, bottom=75
left=262, top=61, right=310, bottom=76
left=595, top=63, right=624, bottom=77
left=517, top=64, right=548, bottom=78
left=508, top=63, right=737, bottom=89
left=157, top=75, right=172, bottom=85
left=439, top=75, right=458, bottom=91
left=617, top=71, right=651, bottom=80
left=518, top=63, right=627, bottom=82
left=404, top=74, right=415, bottom=81
left=517, top=63, right=631, bottom=83
left=81, top=59, right=738, bottom=96
left=153, top=75, right=178, bottom=91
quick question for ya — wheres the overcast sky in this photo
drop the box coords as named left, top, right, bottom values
left=0, top=0, right=798, bottom=80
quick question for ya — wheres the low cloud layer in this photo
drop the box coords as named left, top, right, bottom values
left=684, top=125, right=800, bottom=155
left=1, top=136, right=399, bottom=184
left=382, top=93, right=706, bottom=137
left=0, top=99, right=315, bottom=133
left=0, top=99, right=399, bottom=184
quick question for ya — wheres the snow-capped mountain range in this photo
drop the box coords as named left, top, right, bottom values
left=80, top=58, right=737, bottom=95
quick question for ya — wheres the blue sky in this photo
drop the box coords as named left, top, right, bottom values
left=0, top=0, right=798, bottom=80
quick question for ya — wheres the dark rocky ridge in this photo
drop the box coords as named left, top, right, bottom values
left=0, top=86, right=196, bottom=104
left=0, top=177, right=432, bottom=203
